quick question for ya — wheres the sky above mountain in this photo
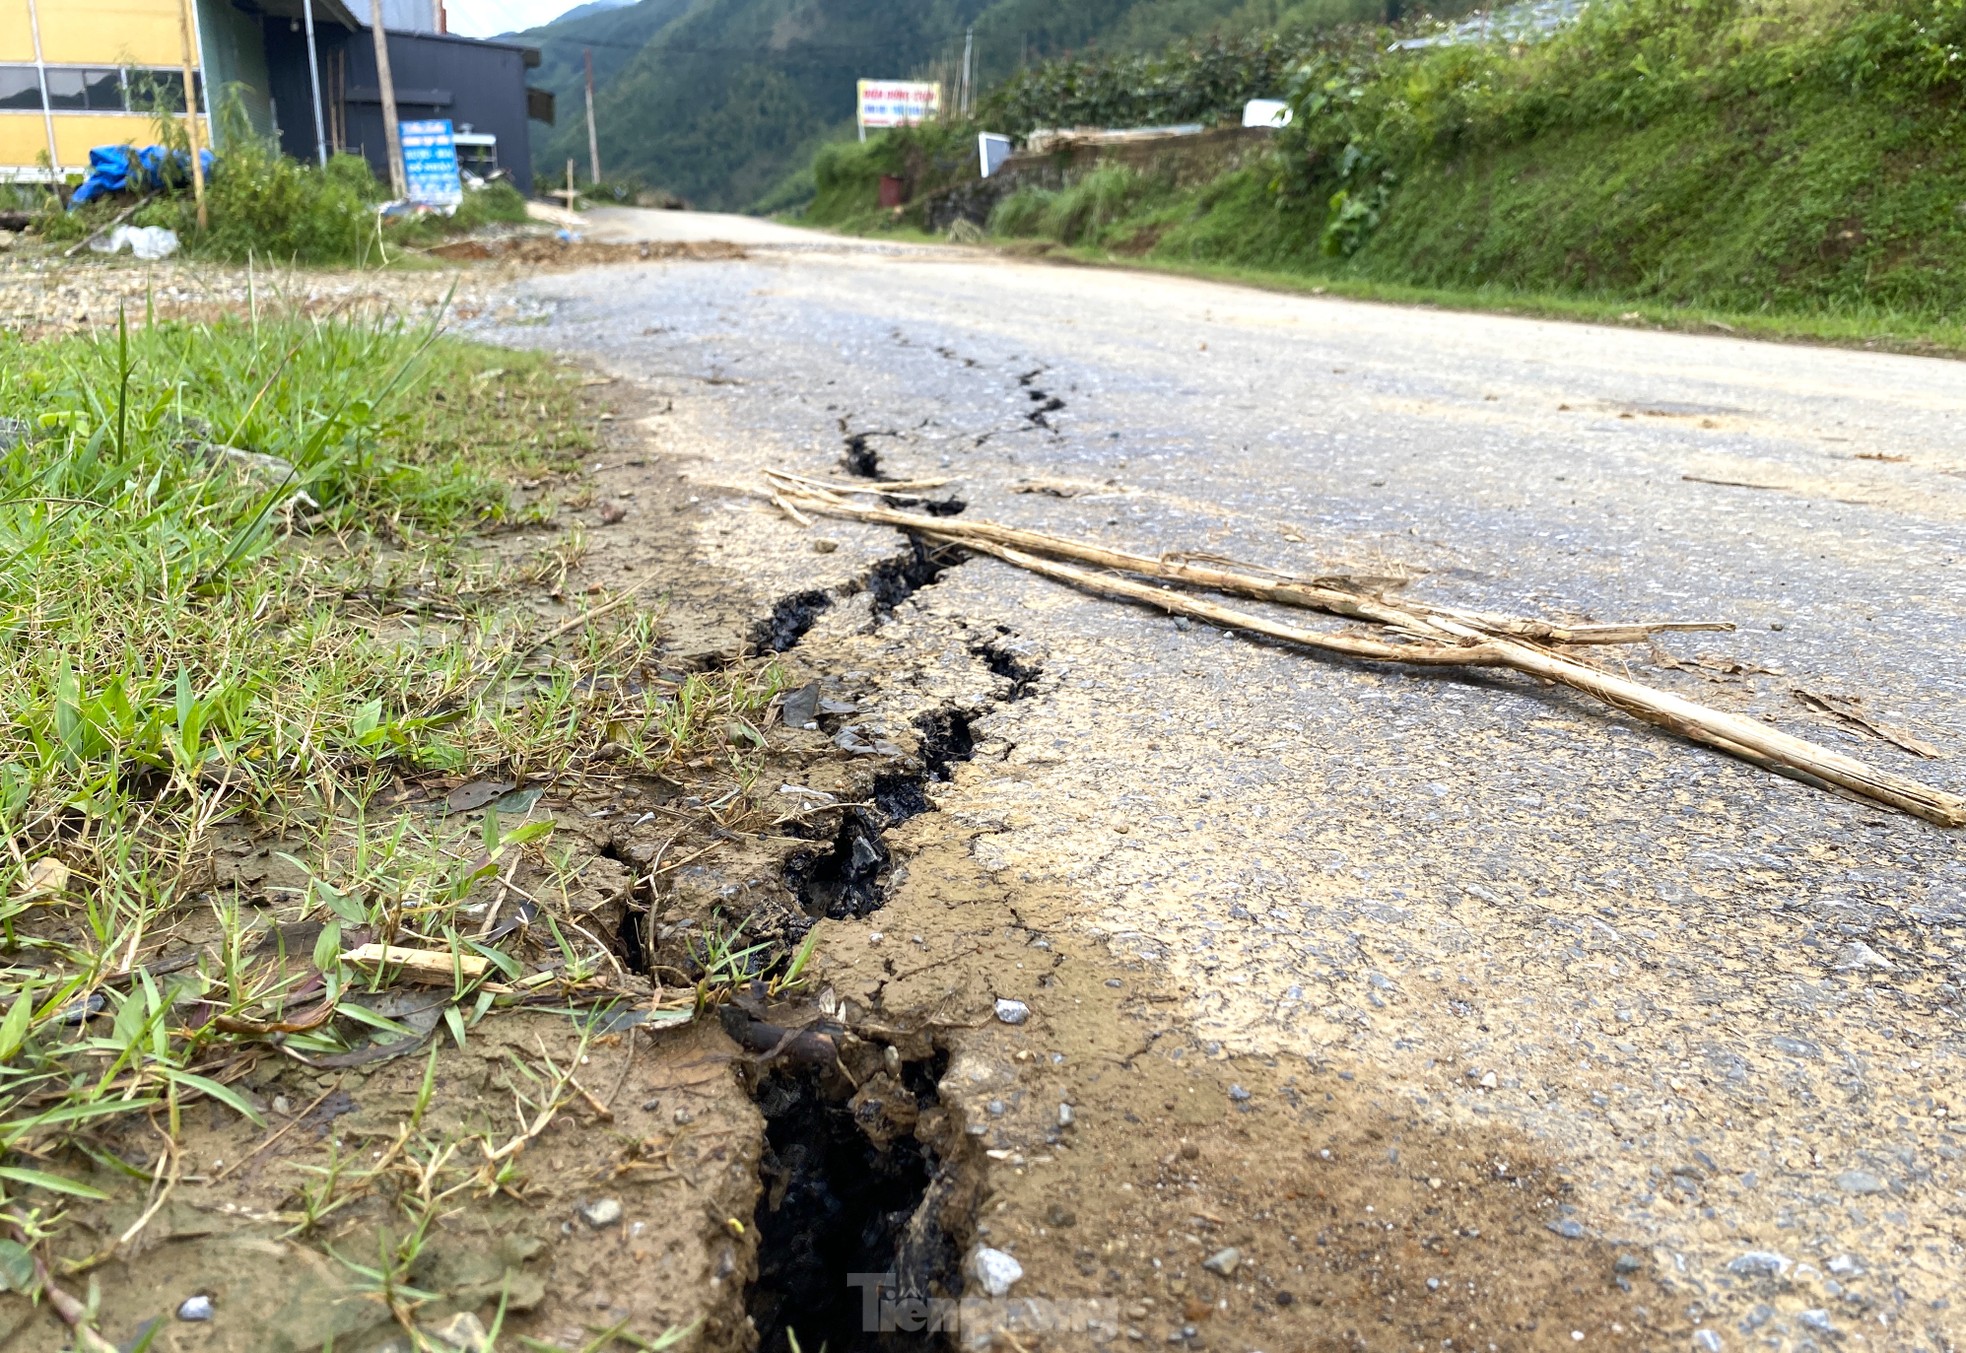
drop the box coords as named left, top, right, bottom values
left=447, top=0, right=622, bottom=38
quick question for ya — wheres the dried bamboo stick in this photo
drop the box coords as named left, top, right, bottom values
left=342, top=943, right=491, bottom=984
left=762, top=476, right=1727, bottom=645
left=973, top=538, right=1506, bottom=667
left=769, top=479, right=1965, bottom=827
left=768, top=469, right=956, bottom=494
left=1416, top=615, right=1965, bottom=827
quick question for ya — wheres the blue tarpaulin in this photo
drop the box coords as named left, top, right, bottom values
left=68, top=145, right=214, bottom=209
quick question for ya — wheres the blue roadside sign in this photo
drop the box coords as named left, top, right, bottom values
left=400, top=119, right=463, bottom=208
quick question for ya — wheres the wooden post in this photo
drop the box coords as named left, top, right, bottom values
left=584, top=47, right=600, bottom=183
left=961, top=26, right=973, bottom=117
left=175, top=0, right=207, bottom=229
left=565, top=158, right=575, bottom=209
left=371, top=5, right=407, bottom=197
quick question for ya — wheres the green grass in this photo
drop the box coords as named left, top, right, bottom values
left=0, top=307, right=790, bottom=1335
left=1036, top=241, right=1966, bottom=357
left=35, top=85, right=538, bottom=267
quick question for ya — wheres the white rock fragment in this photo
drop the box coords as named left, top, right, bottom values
left=1201, top=1247, right=1241, bottom=1276
left=1726, top=1250, right=1790, bottom=1277
left=1833, top=941, right=1894, bottom=972
left=578, top=1197, right=623, bottom=1228
left=968, top=1246, right=1024, bottom=1296
left=432, top=1311, right=490, bottom=1350
left=994, top=997, right=1030, bottom=1025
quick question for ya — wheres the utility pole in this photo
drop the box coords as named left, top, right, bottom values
left=961, top=26, right=974, bottom=117
left=302, top=0, right=328, bottom=166
left=174, top=0, right=207, bottom=229
left=584, top=46, right=600, bottom=183
left=371, top=4, right=407, bottom=197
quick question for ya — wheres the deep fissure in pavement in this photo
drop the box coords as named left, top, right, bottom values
left=1017, top=367, right=1066, bottom=429
left=841, top=432, right=886, bottom=479
left=786, top=806, right=892, bottom=919
left=754, top=589, right=834, bottom=653
left=754, top=537, right=966, bottom=657
left=787, top=707, right=978, bottom=919
left=864, top=537, right=965, bottom=617
left=882, top=491, right=968, bottom=518
left=596, top=839, right=653, bottom=974
left=745, top=1052, right=962, bottom=1353
left=972, top=631, right=1043, bottom=700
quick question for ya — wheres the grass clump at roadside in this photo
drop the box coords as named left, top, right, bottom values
left=34, top=90, right=533, bottom=266
left=0, top=309, right=789, bottom=1334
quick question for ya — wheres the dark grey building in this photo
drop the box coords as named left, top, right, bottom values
left=212, top=0, right=550, bottom=194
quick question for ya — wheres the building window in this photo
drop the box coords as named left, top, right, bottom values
left=122, top=70, right=198, bottom=115
left=43, top=69, right=86, bottom=110
left=0, top=66, right=40, bottom=111
left=82, top=70, right=124, bottom=110
left=3, top=68, right=202, bottom=115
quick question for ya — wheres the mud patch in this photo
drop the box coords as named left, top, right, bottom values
left=812, top=828, right=1690, bottom=1353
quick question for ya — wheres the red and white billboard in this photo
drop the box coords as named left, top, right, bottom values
left=857, top=80, right=942, bottom=133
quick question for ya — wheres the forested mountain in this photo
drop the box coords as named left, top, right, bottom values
left=518, top=0, right=1406, bottom=209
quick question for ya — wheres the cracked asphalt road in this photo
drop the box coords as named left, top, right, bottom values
left=483, top=216, right=1966, bottom=1352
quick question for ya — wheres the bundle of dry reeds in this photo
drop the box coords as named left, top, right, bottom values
left=764, top=471, right=1964, bottom=828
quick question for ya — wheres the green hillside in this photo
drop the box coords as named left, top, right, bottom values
left=510, top=0, right=692, bottom=158
left=812, top=0, right=1966, bottom=338
left=520, top=0, right=1413, bottom=210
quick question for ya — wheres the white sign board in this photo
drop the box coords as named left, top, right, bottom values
left=1242, top=99, right=1294, bottom=129
left=978, top=133, right=1012, bottom=178
left=858, top=80, right=942, bottom=136
left=400, top=118, right=463, bottom=207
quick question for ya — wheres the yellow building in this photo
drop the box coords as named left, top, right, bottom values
left=2, top=0, right=536, bottom=190
left=0, top=0, right=237, bottom=179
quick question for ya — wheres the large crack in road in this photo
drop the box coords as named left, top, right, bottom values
left=483, top=221, right=1966, bottom=1352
